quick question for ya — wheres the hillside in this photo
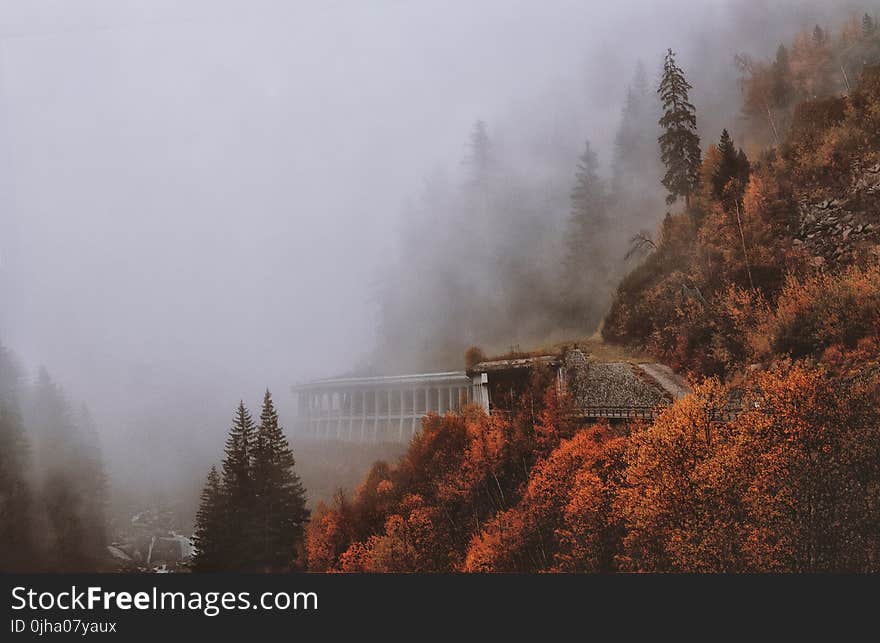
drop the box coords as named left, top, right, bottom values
left=604, top=63, right=880, bottom=378
left=306, top=20, right=880, bottom=573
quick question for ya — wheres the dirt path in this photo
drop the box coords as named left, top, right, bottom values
left=638, top=363, right=691, bottom=400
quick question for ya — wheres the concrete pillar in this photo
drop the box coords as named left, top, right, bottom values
left=360, top=390, right=366, bottom=442
left=411, top=389, right=417, bottom=436
left=398, top=389, right=405, bottom=442
left=314, top=392, right=321, bottom=438
left=336, top=392, right=342, bottom=440
left=472, top=373, right=490, bottom=413
left=373, top=389, right=380, bottom=443
left=424, top=388, right=430, bottom=414
left=387, top=389, right=393, bottom=441
left=348, top=390, right=355, bottom=441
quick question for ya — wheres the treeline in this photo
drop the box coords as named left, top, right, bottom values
left=605, top=48, right=880, bottom=377
left=306, top=362, right=880, bottom=572
left=372, top=62, right=665, bottom=374
left=373, top=9, right=880, bottom=376
left=192, top=391, right=309, bottom=572
left=0, top=342, right=108, bottom=572
left=737, top=12, right=880, bottom=147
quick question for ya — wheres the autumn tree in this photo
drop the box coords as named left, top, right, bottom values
left=732, top=365, right=880, bottom=571
left=658, top=48, right=702, bottom=205
left=306, top=491, right=356, bottom=572
left=789, top=29, right=834, bottom=99
left=620, top=378, right=740, bottom=572
left=464, top=425, right=625, bottom=573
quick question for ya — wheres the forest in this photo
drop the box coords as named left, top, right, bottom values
left=0, top=348, right=107, bottom=571
left=306, top=14, right=880, bottom=573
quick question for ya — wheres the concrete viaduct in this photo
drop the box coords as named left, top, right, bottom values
left=292, top=371, right=483, bottom=443
left=292, top=351, right=694, bottom=444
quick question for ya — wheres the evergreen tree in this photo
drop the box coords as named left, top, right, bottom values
left=465, top=120, right=493, bottom=186
left=30, top=368, right=107, bottom=570
left=658, top=49, right=702, bottom=205
left=712, top=129, right=750, bottom=205
left=562, top=140, right=610, bottom=321
left=771, top=44, right=794, bottom=107
left=0, top=343, right=35, bottom=571
left=567, top=140, right=606, bottom=251
left=73, top=405, right=108, bottom=564
left=191, top=466, right=225, bottom=572
left=220, top=401, right=256, bottom=570
left=252, top=390, right=309, bottom=571
left=812, top=25, right=826, bottom=47
left=0, top=399, right=34, bottom=571
left=612, top=61, right=660, bottom=193
left=463, top=119, right=494, bottom=218
left=864, top=14, right=876, bottom=37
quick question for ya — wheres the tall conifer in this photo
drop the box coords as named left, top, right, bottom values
left=192, top=466, right=224, bottom=572
left=220, top=401, right=256, bottom=570
left=658, top=49, right=702, bottom=205
left=252, top=390, right=309, bottom=571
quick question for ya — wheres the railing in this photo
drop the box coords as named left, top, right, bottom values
left=572, top=405, right=667, bottom=420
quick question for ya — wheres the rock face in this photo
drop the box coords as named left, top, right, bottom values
left=796, top=162, right=880, bottom=265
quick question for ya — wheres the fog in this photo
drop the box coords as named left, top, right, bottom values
left=0, top=0, right=860, bottom=508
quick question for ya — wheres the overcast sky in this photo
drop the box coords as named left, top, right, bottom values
left=0, top=0, right=856, bottom=489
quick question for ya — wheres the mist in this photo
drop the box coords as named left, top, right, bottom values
left=0, top=0, right=862, bottom=516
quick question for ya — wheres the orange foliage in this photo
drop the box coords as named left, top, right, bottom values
left=306, top=373, right=573, bottom=572
left=619, top=378, right=740, bottom=571
left=621, top=365, right=880, bottom=572
left=309, top=363, right=880, bottom=573
left=464, top=425, right=626, bottom=573
left=732, top=365, right=880, bottom=571
left=757, top=264, right=880, bottom=361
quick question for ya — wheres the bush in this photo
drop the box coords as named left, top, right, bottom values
left=757, top=264, right=880, bottom=360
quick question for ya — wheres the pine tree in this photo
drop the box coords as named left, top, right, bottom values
left=0, top=401, right=34, bottom=571
left=864, top=13, right=876, bottom=37
left=0, top=343, right=35, bottom=571
left=658, top=49, right=702, bottom=205
left=567, top=140, right=606, bottom=254
left=561, top=140, right=609, bottom=320
left=712, top=129, right=749, bottom=204
left=220, top=401, right=256, bottom=570
left=463, top=119, right=494, bottom=214
left=612, top=61, right=660, bottom=193
left=74, top=405, right=108, bottom=564
left=465, top=120, right=492, bottom=182
left=812, top=25, right=826, bottom=47
left=191, top=466, right=225, bottom=572
left=252, top=390, right=309, bottom=571
left=30, top=368, right=103, bottom=570
left=772, top=44, right=794, bottom=107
